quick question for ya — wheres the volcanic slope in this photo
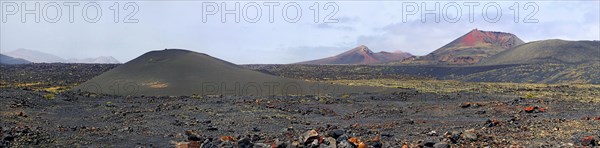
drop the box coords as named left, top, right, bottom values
left=403, top=29, right=524, bottom=65
left=296, top=45, right=412, bottom=65
left=73, top=49, right=390, bottom=96
left=480, top=39, right=600, bottom=65
left=0, top=54, right=31, bottom=64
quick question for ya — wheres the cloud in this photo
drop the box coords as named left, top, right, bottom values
left=315, top=23, right=355, bottom=31
left=338, top=16, right=360, bottom=23
left=1, top=1, right=597, bottom=64
left=354, top=1, right=600, bottom=56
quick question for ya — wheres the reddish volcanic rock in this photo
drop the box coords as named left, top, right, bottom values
left=188, top=141, right=200, bottom=148
left=582, top=116, right=592, bottom=120
left=458, top=29, right=522, bottom=49
left=404, top=28, right=524, bottom=65
left=538, top=107, right=546, bottom=112
left=349, top=137, right=361, bottom=145
left=523, top=106, right=546, bottom=113
left=581, top=136, right=597, bottom=146
left=524, top=106, right=536, bottom=113
left=220, top=136, right=234, bottom=142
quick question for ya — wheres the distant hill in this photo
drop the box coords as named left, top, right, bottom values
left=3, top=48, right=119, bottom=64
left=249, top=63, right=600, bottom=84
left=402, top=29, right=524, bottom=65
left=4, top=48, right=68, bottom=63
left=68, top=56, right=120, bottom=64
left=0, top=54, right=31, bottom=64
left=296, top=45, right=413, bottom=65
left=74, top=49, right=391, bottom=96
left=458, top=63, right=600, bottom=84
left=480, top=39, right=600, bottom=65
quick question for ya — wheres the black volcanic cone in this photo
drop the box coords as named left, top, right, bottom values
left=73, top=49, right=391, bottom=96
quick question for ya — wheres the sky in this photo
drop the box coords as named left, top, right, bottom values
left=1, top=0, right=599, bottom=64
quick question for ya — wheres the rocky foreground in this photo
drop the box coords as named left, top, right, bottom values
left=1, top=64, right=599, bottom=147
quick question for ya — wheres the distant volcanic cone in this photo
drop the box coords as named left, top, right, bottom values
left=296, top=45, right=413, bottom=65
left=405, top=29, right=524, bottom=65
left=73, top=49, right=390, bottom=96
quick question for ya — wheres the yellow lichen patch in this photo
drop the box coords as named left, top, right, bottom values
left=15, top=82, right=44, bottom=87
left=43, top=94, right=56, bottom=100
left=142, top=81, right=168, bottom=88
left=0, top=81, right=10, bottom=88
left=326, top=79, right=600, bottom=102
left=42, top=86, right=68, bottom=93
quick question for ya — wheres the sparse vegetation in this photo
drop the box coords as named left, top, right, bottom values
left=42, top=94, right=55, bottom=100
left=326, top=79, right=600, bottom=103
left=524, top=93, right=536, bottom=99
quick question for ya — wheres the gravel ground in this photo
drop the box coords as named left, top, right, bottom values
left=1, top=64, right=599, bottom=147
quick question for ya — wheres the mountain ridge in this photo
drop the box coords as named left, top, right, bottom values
left=3, top=48, right=119, bottom=63
left=296, top=45, right=413, bottom=65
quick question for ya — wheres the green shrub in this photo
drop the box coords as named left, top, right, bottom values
left=524, top=93, right=536, bottom=99
left=43, top=94, right=55, bottom=100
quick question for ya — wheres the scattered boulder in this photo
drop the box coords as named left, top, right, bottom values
left=421, top=139, right=436, bottom=147
left=367, top=141, right=382, bottom=148
left=401, top=143, right=409, bottom=148
left=426, top=131, right=438, bottom=136
left=486, top=119, right=501, bottom=127
left=476, top=110, right=486, bottom=114
left=323, top=137, right=336, bottom=147
left=524, top=106, right=536, bottom=113
left=433, top=142, right=450, bottom=148
left=582, top=116, right=592, bottom=120
left=253, top=143, right=270, bottom=148
left=336, top=134, right=349, bottom=142
left=219, top=136, right=234, bottom=142
left=17, top=112, right=26, bottom=117
left=327, top=129, right=345, bottom=139
left=291, top=141, right=301, bottom=147
left=301, top=130, right=320, bottom=145
left=337, top=140, right=353, bottom=148
left=461, top=129, right=478, bottom=142
left=206, top=127, right=218, bottom=131
left=237, top=137, right=253, bottom=148
left=307, top=139, right=319, bottom=148
left=524, top=106, right=545, bottom=113
left=444, top=131, right=461, bottom=143
left=270, top=139, right=286, bottom=148
left=581, top=136, right=597, bottom=146
left=460, top=102, right=481, bottom=108
left=357, top=142, right=367, bottom=148
left=348, top=137, right=361, bottom=146
left=184, top=130, right=203, bottom=142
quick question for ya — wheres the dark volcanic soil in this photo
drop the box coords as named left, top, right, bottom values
left=1, top=64, right=599, bottom=147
